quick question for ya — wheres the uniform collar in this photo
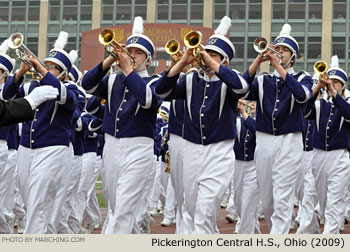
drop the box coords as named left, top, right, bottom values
left=203, top=72, right=220, bottom=82
left=136, top=69, right=149, bottom=78
left=274, top=67, right=295, bottom=77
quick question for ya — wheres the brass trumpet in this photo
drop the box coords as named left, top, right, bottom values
left=184, top=31, right=208, bottom=71
left=253, top=37, right=283, bottom=62
left=8, top=32, right=46, bottom=79
left=313, top=60, right=329, bottom=86
left=238, top=99, right=253, bottom=110
left=165, top=39, right=183, bottom=62
left=98, top=28, right=135, bottom=66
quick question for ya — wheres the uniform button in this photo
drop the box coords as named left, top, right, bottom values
left=326, top=144, right=329, bottom=147
left=245, top=147, right=248, bottom=150
left=125, top=89, right=129, bottom=92
left=204, top=96, right=208, bottom=99
left=274, top=108, right=278, bottom=111
left=331, top=113, right=334, bottom=115
left=119, top=108, right=123, bottom=111
left=245, top=154, right=248, bottom=157
left=277, top=90, right=280, bottom=93
left=247, top=134, right=249, bottom=137
left=117, top=118, right=120, bottom=121
left=327, top=127, right=329, bottom=129
left=116, top=129, right=119, bottom=132
left=34, top=118, right=38, bottom=121
left=306, top=145, right=308, bottom=148
left=332, top=105, right=334, bottom=108
left=273, top=117, right=276, bottom=120
left=202, top=105, right=206, bottom=108
left=202, top=136, right=206, bottom=140
left=123, top=99, right=127, bottom=102
left=201, top=125, right=205, bottom=128
left=327, top=135, right=329, bottom=138
left=31, top=140, right=34, bottom=143
left=31, top=129, right=35, bottom=132
left=276, top=99, right=280, bottom=102
left=206, top=84, right=210, bottom=87
left=306, top=138, right=308, bottom=141
left=36, top=108, right=39, bottom=112
left=328, top=120, right=331, bottom=122
left=274, top=128, right=277, bottom=131
left=245, top=140, right=248, bottom=143
left=201, top=113, right=204, bottom=117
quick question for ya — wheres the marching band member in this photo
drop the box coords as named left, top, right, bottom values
left=233, top=100, right=260, bottom=234
left=304, top=56, right=350, bottom=234
left=0, top=39, right=58, bottom=233
left=155, top=16, right=248, bottom=233
left=244, top=24, right=313, bottom=233
left=167, top=99, right=191, bottom=233
left=2, top=31, right=79, bottom=233
left=81, top=16, right=162, bottom=233
left=295, top=75, right=320, bottom=234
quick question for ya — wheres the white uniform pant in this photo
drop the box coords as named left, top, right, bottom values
left=23, top=145, right=68, bottom=234
left=312, top=148, right=350, bottom=234
left=12, top=150, right=26, bottom=222
left=163, top=173, right=176, bottom=222
left=234, top=160, right=260, bottom=234
left=183, top=139, right=234, bottom=234
left=168, top=135, right=190, bottom=233
left=296, top=151, right=320, bottom=234
left=68, top=152, right=96, bottom=233
left=1, top=149, right=17, bottom=218
left=47, top=144, right=74, bottom=233
left=83, top=156, right=102, bottom=227
left=255, top=131, right=302, bottom=234
left=0, top=140, right=11, bottom=233
left=133, top=155, right=158, bottom=233
left=226, top=166, right=237, bottom=215
left=103, top=134, right=153, bottom=234
left=344, top=176, right=350, bottom=219
left=149, top=158, right=166, bottom=210
left=64, top=155, right=83, bottom=233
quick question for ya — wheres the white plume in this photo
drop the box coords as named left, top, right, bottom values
left=330, top=55, right=339, bottom=68
left=0, top=39, right=9, bottom=54
left=69, top=50, right=78, bottom=63
left=132, top=16, right=144, bottom=34
left=54, top=31, right=69, bottom=49
left=215, top=16, right=232, bottom=36
left=279, top=24, right=292, bottom=36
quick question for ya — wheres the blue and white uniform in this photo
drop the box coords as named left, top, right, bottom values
left=3, top=71, right=79, bottom=233
left=233, top=115, right=260, bottom=234
left=82, top=62, right=162, bottom=233
left=295, top=118, right=320, bottom=233
left=305, top=91, right=350, bottom=233
left=243, top=67, right=313, bottom=234
left=156, top=64, right=248, bottom=233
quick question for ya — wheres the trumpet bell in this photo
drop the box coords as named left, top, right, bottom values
left=9, top=32, right=24, bottom=49
left=184, top=31, right=201, bottom=48
left=99, top=28, right=115, bottom=45
left=165, top=39, right=180, bottom=55
left=314, top=60, right=328, bottom=75
left=253, top=37, right=268, bottom=53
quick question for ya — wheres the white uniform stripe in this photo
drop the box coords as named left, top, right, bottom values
left=219, top=84, right=227, bottom=120
left=186, top=73, right=194, bottom=121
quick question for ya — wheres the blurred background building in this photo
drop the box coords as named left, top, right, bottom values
left=0, top=0, right=349, bottom=85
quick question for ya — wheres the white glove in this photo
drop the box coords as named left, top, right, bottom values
left=24, top=85, right=59, bottom=110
